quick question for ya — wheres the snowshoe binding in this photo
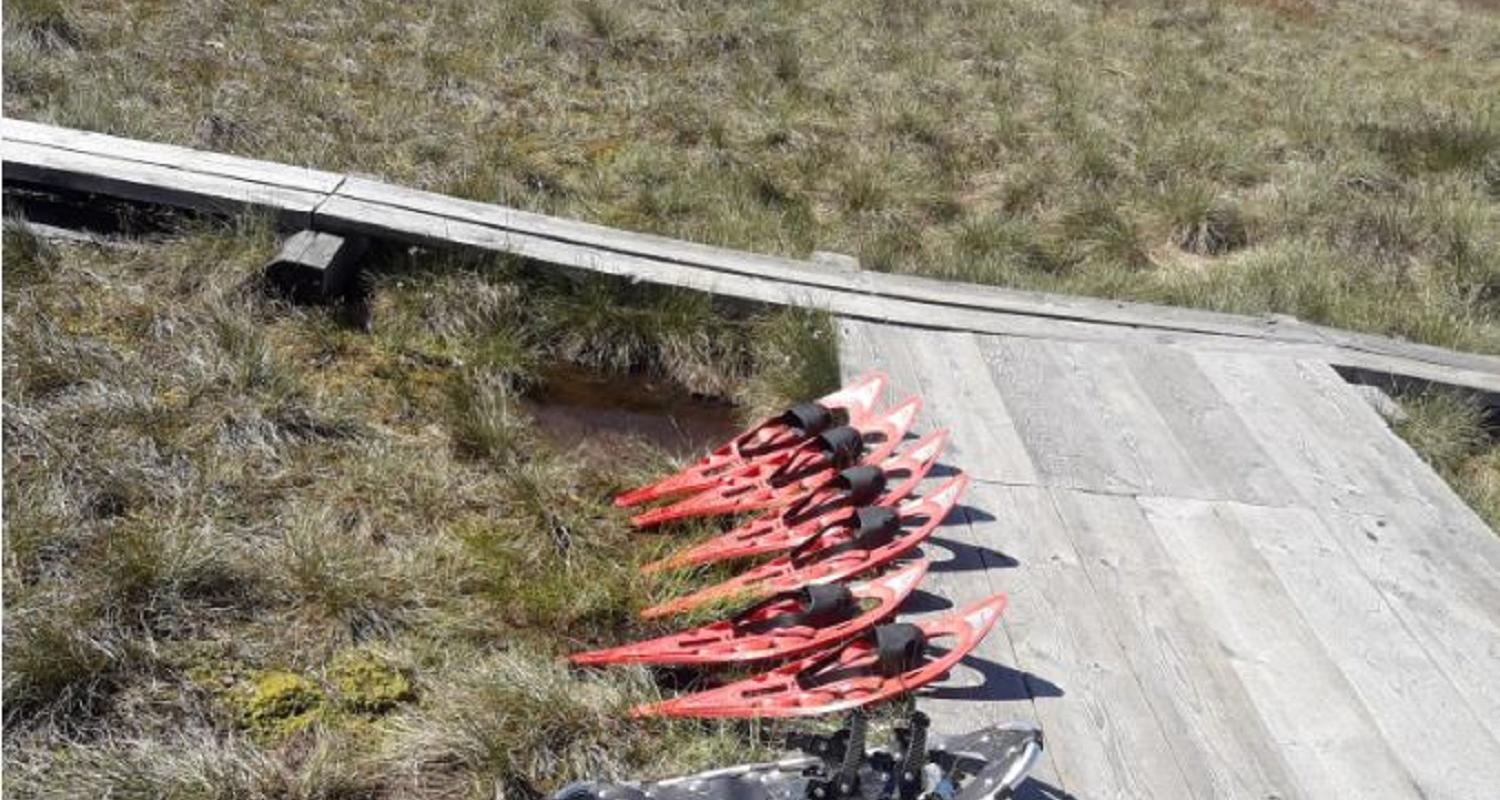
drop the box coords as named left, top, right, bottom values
left=641, top=430, right=949, bottom=575
left=571, top=560, right=929, bottom=667
left=641, top=474, right=968, bottom=620
left=552, top=711, right=1042, bottom=800
left=631, top=593, right=1007, bottom=718
left=628, top=398, right=921, bottom=529
left=615, top=373, right=888, bottom=509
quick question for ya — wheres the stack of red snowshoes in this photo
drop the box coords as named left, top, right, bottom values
left=575, top=372, right=1009, bottom=719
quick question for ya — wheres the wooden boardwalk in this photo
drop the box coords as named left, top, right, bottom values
left=8, top=118, right=1500, bottom=799
left=841, top=321, right=1500, bottom=800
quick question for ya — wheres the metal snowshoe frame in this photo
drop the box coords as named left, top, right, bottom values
left=553, top=710, right=1042, bottom=800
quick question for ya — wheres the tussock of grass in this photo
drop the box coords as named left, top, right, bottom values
left=1395, top=389, right=1500, bottom=531
left=6, top=0, right=1497, bottom=350
left=3, top=223, right=821, bottom=796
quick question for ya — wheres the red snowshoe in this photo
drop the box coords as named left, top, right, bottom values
left=628, top=397, right=921, bottom=528
left=631, top=593, right=1008, bottom=718
left=641, top=430, right=949, bottom=574
left=570, top=560, right=928, bottom=666
left=615, top=373, right=887, bottom=509
left=641, top=473, right=968, bottom=619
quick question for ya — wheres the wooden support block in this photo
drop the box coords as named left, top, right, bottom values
left=264, top=230, right=368, bottom=301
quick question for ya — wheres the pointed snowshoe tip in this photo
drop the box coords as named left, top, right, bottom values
left=570, top=560, right=928, bottom=667
left=613, top=372, right=887, bottom=509
left=641, top=428, right=949, bottom=573
left=640, top=471, right=969, bottom=619
left=631, top=592, right=1007, bottom=718
left=627, top=397, right=920, bottom=529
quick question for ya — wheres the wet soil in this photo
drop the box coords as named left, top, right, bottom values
left=525, top=364, right=742, bottom=458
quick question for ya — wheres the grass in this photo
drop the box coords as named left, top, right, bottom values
left=1, top=218, right=836, bottom=798
left=4, top=0, right=1498, bottom=351
left=1394, top=388, right=1500, bottom=531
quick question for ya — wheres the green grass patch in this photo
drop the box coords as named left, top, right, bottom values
left=4, top=0, right=1498, bottom=350
left=2, top=221, right=827, bottom=797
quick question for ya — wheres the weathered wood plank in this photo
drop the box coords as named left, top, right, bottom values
left=1197, top=354, right=1500, bottom=742
left=1227, top=500, right=1500, bottom=799
left=6, top=118, right=1498, bottom=395
left=839, top=320, right=1064, bottom=789
left=1118, top=344, right=1297, bottom=505
left=982, top=483, right=1193, bottom=800
left=979, top=337, right=1146, bottom=494
left=1050, top=490, right=1303, bottom=799
left=897, top=328, right=1038, bottom=485
left=2, top=139, right=325, bottom=226
left=1140, top=497, right=1426, bottom=800
left=1, top=118, right=344, bottom=192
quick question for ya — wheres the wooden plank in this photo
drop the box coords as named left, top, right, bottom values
left=839, top=320, right=1065, bottom=788
left=1194, top=357, right=1500, bottom=741
left=2, top=139, right=324, bottom=227
left=981, top=483, right=1193, bottom=799
left=897, top=328, right=1038, bottom=485
left=333, top=175, right=1331, bottom=345
left=2, top=118, right=344, bottom=192
left=1196, top=355, right=1500, bottom=744
left=1050, top=490, right=1303, bottom=799
left=6, top=118, right=1498, bottom=395
left=979, top=337, right=1146, bottom=493
left=1139, top=497, right=1426, bottom=800
left=1226, top=500, right=1500, bottom=799
left=1118, top=344, right=1297, bottom=506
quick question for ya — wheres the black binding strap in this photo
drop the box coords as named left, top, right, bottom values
left=816, top=426, right=865, bottom=467
left=790, top=505, right=902, bottom=565
left=737, top=584, right=858, bottom=634
left=781, top=402, right=834, bottom=435
left=873, top=623, right=927, bottom=677
left=835, top=465, right=886, bottom=505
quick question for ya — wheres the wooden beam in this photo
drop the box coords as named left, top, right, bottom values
left=4, top=117, right=1498, bottom=395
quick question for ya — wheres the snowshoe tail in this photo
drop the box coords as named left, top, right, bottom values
left=631, top=592, right=1008, bottom=718
left=570, top=560, right=927, bottom=666
left=641, top=472, right=968, bottom=619
left=614, top=372, right=887, bottom=509
left=628, top=397, right=921, bottom=528
left=640, top=429, right=949, bottom=574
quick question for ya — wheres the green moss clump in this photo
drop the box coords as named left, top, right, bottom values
left=330, top=650, right=414, bottom=714
left=238, top=670, right=325, bottom=736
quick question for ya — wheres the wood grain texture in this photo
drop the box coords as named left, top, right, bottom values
left=1049, top=489, right=1303, bottom=800
left=2, top=139, right=325, bottom=226
left=1223, top=500, right=1500, bottom=799
left=1140, top=497, right=1426, bottom=800
left=984, top=483, right=1193, bottom=800
left=6, top=118, right=1498, bottom=394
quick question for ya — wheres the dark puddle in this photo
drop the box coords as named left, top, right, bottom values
left=524, top=364, right=742, bottom=458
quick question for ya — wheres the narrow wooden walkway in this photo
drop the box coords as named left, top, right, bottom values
left=841, top=321, right=1500, bottom=800
left=8, top=118, right=1500, bottom=799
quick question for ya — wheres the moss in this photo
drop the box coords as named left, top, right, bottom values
left=330, top=650, right=414, bottom=714
left=237, top=670, right=325, bottom=737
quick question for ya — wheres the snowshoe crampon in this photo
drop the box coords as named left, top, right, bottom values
left=628, top=398, right=921, bottom=529
left=631, top=593, right=1007, bottom=718
left=552, top=713, right=1042, bottom=800
left=571, top=560, right=928, bottom=667
left=615, top=373, right=887, bottom=509
left=641, top=473, right=968, bottom=620
left=641, top=430, right=950, bottom=575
